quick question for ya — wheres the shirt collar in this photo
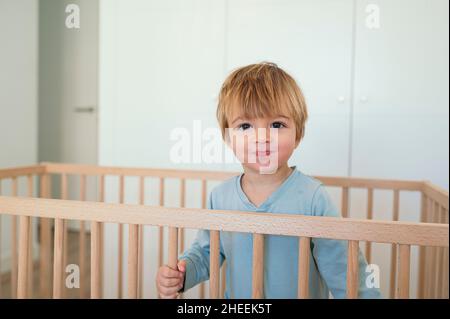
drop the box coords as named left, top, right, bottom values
left=235, top=165, right=298, bottom=211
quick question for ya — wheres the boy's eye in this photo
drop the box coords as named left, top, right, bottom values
left=238, top=123, right=252, bottom=131
left=271, top=121, right=286, bottom=129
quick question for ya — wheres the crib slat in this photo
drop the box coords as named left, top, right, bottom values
left=27, top=175, right=33, bottom=298
left=138, top=176, right=145, bottom=299
left=53, top=218, right=64, bottom=299
left=0, top=179, right=2, bottom=298
left=341, top=187, right=349, bottom=218
left=424, top=198, right=433, bottom=298
left=138, top=225, right=144, bottom=299
left=298, top=237, right=310, bottom=299
left=431, top=202, right=440, bottom=298
left=252, top=233, right=264, bottom=299
left=199, top=179, right=207, bottom=299
left=11, top=176, right=18, bottom=298
left=436, top=206, right=445, bottom=298
left=17, top=215, right=31, bottom=299
left=128, top=224, right=139, bottom=299
left=157, top=177, right=165, bottom=299
left=365, top=188, right=373, bottom=264
left=158, top=177, right=165, bottom=271
left=99, top=174, right=105, bottom=298
left=79, top=174, right=87, bottom=298
left=118, top=175, right=124, bottom=299
left=426, top=200, right=438, bottom=298
left=178, top=178, right=186, bottom=254
left=61, top=174, right=68, bottom=298
left=177, top=178, right=186, bottom=299
left=27, top=217, right=33, bottom=298
left=168, top=226, right=178, bottom=298
left=443, top=247, right=449, bottom=299
left=168, top=227, right=178, bottom=268
left=210, top=230, right=220, bottom=299
left=220, top=261, right=226, bottom=298
left=39, top=173, right=52, bottom=298
left=417, top=193, right=427, bottom=298
left=346, top=240, right=359, bottom=299
left=397, top=244, right=410, bottom=299
left=389, top=189, right=400, bottom=298
left=90, top=221, right=102, bottom=298
left=442, top=210, right=449, bottom=299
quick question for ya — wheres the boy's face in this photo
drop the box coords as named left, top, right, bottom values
left=226, top=114, right=299, bottom=174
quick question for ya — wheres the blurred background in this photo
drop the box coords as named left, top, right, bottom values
left=0, top=0, right=448, bottom=299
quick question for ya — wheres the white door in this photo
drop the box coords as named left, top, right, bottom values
left=60, top=0, right=99, bottom=170
left=39, top=0, right=99, bottom=228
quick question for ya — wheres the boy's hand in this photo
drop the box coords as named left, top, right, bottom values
left=156, top=260, right=186, bottom=299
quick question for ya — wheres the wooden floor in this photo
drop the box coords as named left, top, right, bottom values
left=0, top=230, right=91, bottom=299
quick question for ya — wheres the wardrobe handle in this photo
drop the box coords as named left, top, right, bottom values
left=337, top=96, right=346, bottom=103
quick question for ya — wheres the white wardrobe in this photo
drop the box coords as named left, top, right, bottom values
left=98, top=0, right=449, bottom=298
left=99, top=0, right=449, bottom=188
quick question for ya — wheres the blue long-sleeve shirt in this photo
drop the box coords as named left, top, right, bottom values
left=178, top=166, right=382, bottom=299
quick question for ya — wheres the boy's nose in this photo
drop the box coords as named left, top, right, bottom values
left=256, top=128, right=270, bottom=143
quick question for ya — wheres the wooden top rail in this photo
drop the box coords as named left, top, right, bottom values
left=0, top=196, right=447, bottom=247
left=0, top=163, right=447, bottom=208
left=314, top=175, right=423, bottom=191
left=0, top=165, right=46, bottom=179
left=423, top=181, right=449, bottom=210
left=43, top=163, right=425, bottom=191
left=0, top=162, right=426, bottom=190
left=42, top=162, right=238, bottom=180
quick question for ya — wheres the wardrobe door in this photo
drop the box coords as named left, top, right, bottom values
left=352, top=0, right=449, bottom=189
left=225, top=0, right=355, bottom=177
left=350, top=0, right=448, bottom=299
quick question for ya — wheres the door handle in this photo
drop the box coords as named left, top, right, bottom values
left=74, top=106, right=96, bottom=113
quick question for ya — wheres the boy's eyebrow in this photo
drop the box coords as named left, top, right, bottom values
left=231, top=115, right=289, bottom=125
left=230, top=116, right=245, bottom=125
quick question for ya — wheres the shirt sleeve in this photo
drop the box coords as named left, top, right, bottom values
left=310, top=185, right=383, bottom=299
left=178, top=191, right=226, bottom=292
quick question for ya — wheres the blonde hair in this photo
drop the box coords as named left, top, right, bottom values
left=217, top=62, right=308, bottom=143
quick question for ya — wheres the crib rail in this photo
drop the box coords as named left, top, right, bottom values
left=0, top=163, right=448, bottom=299
left=0, top=195, right=448, bottom=299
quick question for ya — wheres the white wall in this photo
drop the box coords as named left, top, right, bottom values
left=98, top=0, right=449, bottom=298
left=0, top=0, right=39, bottom=272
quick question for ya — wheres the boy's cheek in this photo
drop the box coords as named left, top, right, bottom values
left=271, top=139, right=297, bottom=164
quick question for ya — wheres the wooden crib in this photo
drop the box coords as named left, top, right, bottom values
left=0, top=162, right=448, bottom=299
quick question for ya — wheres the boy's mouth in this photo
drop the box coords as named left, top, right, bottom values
left=256, top=150, right=272, bottom=156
